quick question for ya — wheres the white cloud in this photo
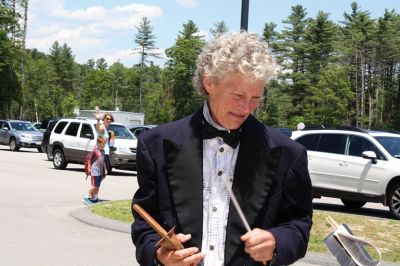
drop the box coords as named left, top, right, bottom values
left=26, top=1, right=164, bottom=66
left=52, top=6, right=108, bottom=20
left=194, top=30, right=208, bottom=39
left=175, top=0, right=198, bottom=8
left=96, top=49, right=139, bottom=67
left=97, top=48, right=166, bottom=67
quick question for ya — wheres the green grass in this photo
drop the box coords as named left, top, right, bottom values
left=90, top=200, right=134, bottom=223
left=89, top=200, right=400, bottom=263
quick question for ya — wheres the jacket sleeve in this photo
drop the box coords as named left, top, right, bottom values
left=268, top=147, right=313, bottom=266
left=131, top=136, right=162, bottom=266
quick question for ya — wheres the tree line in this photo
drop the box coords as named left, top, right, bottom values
left=1, top=1, right=400, bottom=130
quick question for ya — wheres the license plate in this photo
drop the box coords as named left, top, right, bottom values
left=36, top=142, right=41, bottom=145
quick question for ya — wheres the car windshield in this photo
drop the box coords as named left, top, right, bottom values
left=374, top=136, right=400, bottom=158
left=10, top=122, right=36, bottom=131
left=108, top=124, right=135, bottom=140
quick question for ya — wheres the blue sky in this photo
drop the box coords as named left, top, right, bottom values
left=27, top=0, right=399, bottom=67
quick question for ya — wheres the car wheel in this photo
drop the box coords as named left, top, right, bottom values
left=53, top=149, right=67, bottom=169
left=9, top=138, right=20, bottom=151
left=105, top=166, right=112, bottom=175
left=37, top=148, right=43, bottom=153
left=340, top=199, right=366, bottom=209
left=388, top=182, right=400, bottom=219
left=46, top=147, right=53, bottom=161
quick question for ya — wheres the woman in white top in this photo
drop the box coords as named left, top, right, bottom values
left=94, top=110, right=114, bottom=173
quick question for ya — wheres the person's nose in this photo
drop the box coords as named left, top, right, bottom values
left=238, top=98, right=258, bottom=114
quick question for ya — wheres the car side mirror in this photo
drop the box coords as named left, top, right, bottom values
left=3, top=127, right=9, bottom=131
left=362, top=151, right=377, bottom=164
left=85, top=133, right=94, bottom=139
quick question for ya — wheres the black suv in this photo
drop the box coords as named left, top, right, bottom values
left=40, top=118, right=62, bottom=160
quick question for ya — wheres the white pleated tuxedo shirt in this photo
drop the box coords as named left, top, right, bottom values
left=201, top=102, right=240, bottom=266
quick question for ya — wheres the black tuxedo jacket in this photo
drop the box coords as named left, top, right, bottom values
left=131, top=108, right=313, bottom=266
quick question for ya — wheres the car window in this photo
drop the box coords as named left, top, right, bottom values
left=108, top=124, right=135, bottom=139
left=80, top=123, right=94, bottom=139
left=10, top=122, right=35, bottom=131
left=133, top=128, right=145, bottom=136
left=54, top=121, right=68, bottom=134
left=296, top=134, right=319, bottom=151
left=3, top=122, right=10, bottom=130
left=33, top=123, right=41, bottom=130
left=65, top=122, right=80, bottom=136
left=374, top=136, right=400, bottom=159
left=349, top=135, right=385, bottom=160
left=317, top=134, right=346, bottom=154
left=348, top=136, right=367, bottom=157
left=47, top=120, right=57, bottom=132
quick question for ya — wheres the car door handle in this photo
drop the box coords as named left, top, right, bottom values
left=339, top=161, right=348, bottom=167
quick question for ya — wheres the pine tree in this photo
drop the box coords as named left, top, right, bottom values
left=275, top=5, right=309, bottom=119
left=210, top=21, right=228, bottom=37
left=133, top=17, right=161, bottom=112
left=341, top=2, right=376, bottom=126
left=165, top=20, right=205, bottom=118
left=133, top=17, right=161, bottom=67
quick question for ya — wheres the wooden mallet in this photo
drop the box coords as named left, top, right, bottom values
left=132, top=204, right=184, bottom=250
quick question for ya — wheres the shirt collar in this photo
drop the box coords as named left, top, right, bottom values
left=202, top=101, right=230, bottom=132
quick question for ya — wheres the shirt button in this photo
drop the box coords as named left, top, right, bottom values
left=212, top=207, right=217, bottom=212
left=229, top=178, right=233, bottom=182
left=217, top=170, right=223, bottom=176
left=219, top=147, right=224, bottom=152
left=209, top=245, right=214, bottom=251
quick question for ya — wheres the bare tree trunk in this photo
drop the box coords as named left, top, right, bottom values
left=397, top=65, right=400, bottom=113
left=19, top=0, right=28, bottom=120
left=368, top=95, right=372, bottom=129
left=360, top=52, right=365, bottom=123
left=355, top=50, right=360, bottom=126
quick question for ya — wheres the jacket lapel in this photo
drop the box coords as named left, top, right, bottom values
left=163, top=111, right=204, bottom=249
left=225, top=117, right=282, bottom=264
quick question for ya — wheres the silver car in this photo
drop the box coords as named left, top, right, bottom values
left=0, top=120, right=43, bottom=152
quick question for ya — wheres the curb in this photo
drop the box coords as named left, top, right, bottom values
left=70, top=206, right=131, bottom=234
left=70, top=206, right=400, bottom=266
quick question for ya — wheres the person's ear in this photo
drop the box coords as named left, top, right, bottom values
left=203, top=75, right=213, bottom=94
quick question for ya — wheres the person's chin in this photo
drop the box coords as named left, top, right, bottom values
left=226, top=120, right=245, bottom=130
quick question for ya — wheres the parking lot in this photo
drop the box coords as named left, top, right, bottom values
left=0, top=147, right=398, bottom=266
left=0, top=147, right=138, bottom=266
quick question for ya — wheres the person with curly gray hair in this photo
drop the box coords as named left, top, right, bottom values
left=132, top=31, right=312, bottom=266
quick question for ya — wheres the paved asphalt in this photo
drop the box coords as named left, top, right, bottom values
left=1, top=148, right=399, bottom=266
left=70, top=205, right=341, bottom=266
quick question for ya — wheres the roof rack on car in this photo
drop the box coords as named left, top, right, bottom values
left=302, top=125, right=368, bottom=133
left=302, top=124, right=328, bottom=130
left=332, top=126, right=368, bottom=133
left=74, top=117, right=91, bottom=120
left=369, top=128, right=400, bottom=134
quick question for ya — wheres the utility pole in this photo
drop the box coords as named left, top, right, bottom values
left=240, top=0, right=249, bottom=31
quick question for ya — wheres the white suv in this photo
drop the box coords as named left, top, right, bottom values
left=48, top=118, right=137, bottom=172
left=291, top=128, right=400, bottom=219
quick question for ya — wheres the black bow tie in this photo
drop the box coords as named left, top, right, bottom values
left=201, top=120, right=242, bottom=148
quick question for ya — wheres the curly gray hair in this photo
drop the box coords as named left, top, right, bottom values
left=193, top=31, right=277, bottom=96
